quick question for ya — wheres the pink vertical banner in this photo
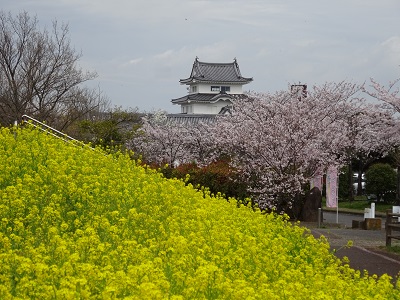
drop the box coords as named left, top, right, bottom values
left=326, top=165, right=338, bottom=208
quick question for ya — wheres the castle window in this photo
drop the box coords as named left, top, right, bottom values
left=221, top=86, right=230, bottom=92
left=211, top=86, right=230, bottom=92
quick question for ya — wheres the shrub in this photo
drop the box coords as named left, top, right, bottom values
left=365, top=163, right=397, bottom=203
left=161, top=160, right=250, bottom=204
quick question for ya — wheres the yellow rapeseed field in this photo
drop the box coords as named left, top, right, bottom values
left=0, top=126, right=398, bottom=299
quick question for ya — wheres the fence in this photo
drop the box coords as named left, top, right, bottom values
left=385, top=209, right=400, bottom=247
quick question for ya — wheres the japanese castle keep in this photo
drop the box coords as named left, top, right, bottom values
left=171, top=57, right=253, bottom=116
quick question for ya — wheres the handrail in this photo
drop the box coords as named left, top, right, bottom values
left=21, top=114, right=89, bottom=148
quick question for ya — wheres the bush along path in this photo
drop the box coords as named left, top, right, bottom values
left=0, top=126, right=399, bottom=299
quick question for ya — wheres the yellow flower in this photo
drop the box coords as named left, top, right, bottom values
left=0, top=127, right=398, bottom=299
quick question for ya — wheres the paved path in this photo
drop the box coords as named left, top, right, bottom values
left=334, top=246, right=400, bottom=280
left=300, top=212, right=400, bottom=282
left=310, top=227, right=400, bottom=280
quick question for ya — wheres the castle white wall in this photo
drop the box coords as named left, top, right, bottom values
left=181, top=100, right=231, bottom=114
left=189, top=83, right=243, bottom=94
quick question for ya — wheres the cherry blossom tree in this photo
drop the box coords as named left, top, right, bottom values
left=128, top=111, right=215, bottom=167
left=210, top=82, right=391, bottom=217
left=363, top=77, right=400, bottom=204
left=341, top=101, right=394, bottom=200
left=128, top=81, right=394, bottom=217
left=128, top=111, right=185, bottom=166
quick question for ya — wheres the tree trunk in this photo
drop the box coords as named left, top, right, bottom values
left=396, top=165, right=400, bottom=206
left=348, top=163, right=354, bottom=202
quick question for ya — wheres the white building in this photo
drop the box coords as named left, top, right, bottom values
left=171, top=57, right=253, bottom=115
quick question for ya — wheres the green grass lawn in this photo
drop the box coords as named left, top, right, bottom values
left=385, top=245, right=400, bottom=254
left=324, top=196, right=394, bottom=213
left=338, top=200, right=392, bottom=213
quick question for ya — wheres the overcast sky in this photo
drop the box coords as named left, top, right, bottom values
left=2, top=0, right=400, bottom=113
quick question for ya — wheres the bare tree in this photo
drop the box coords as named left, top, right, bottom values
left=0, top=10, right=100, bottom=128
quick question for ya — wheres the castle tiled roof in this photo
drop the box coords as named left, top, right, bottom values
left=179, top=57, right=253, bottom=84
left=166, top=113, right=217, bottom=125
left=171, top=92, right=233, bottom=104
left=167, top=107, right=232, bottom=124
